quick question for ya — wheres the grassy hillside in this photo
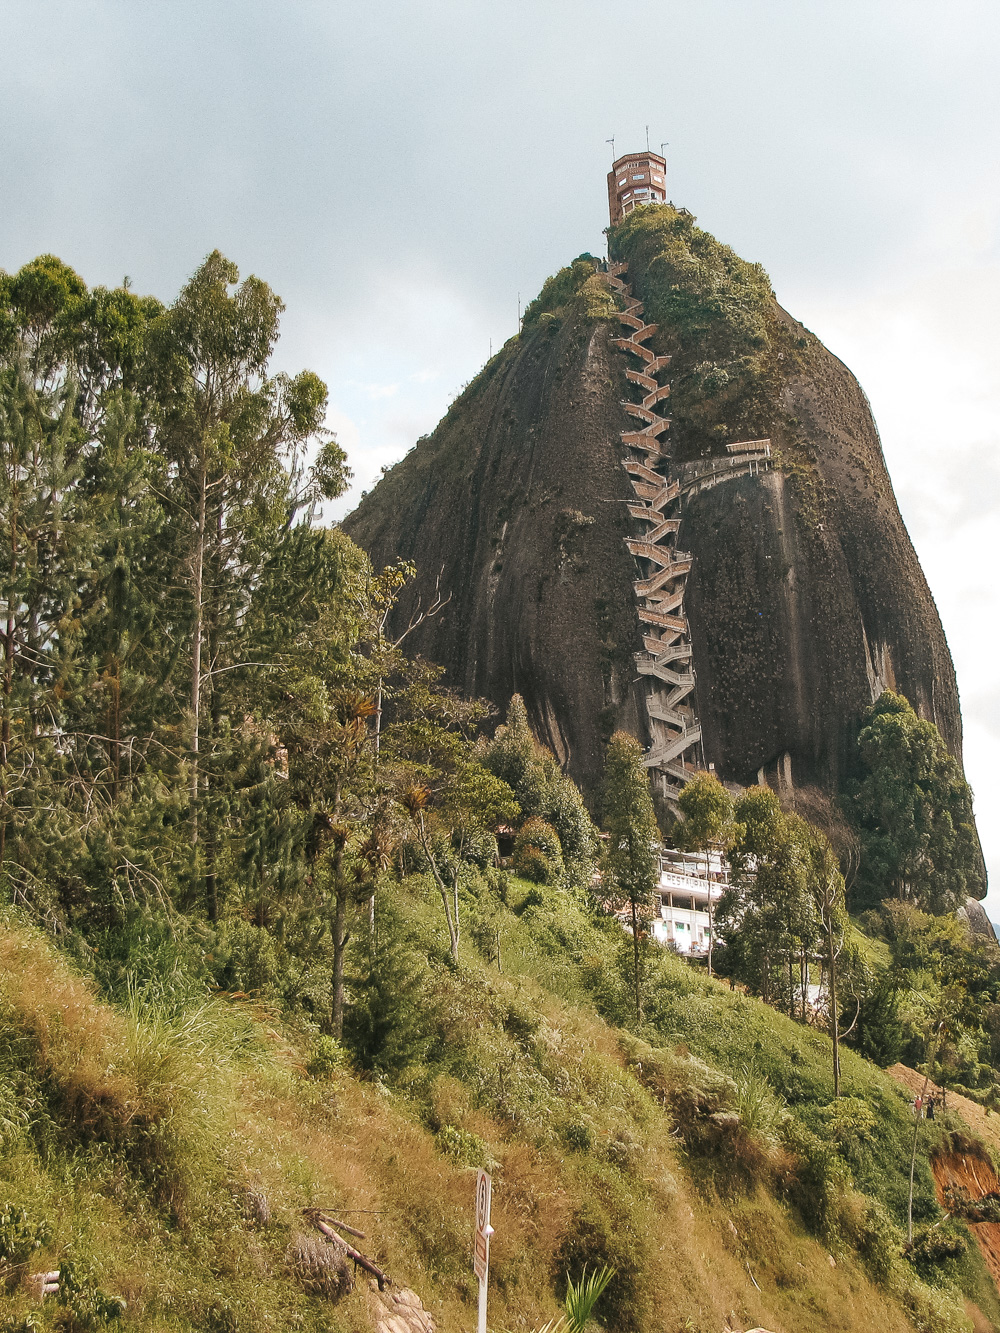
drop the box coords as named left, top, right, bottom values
left=2, top=876, right=997, bottom=1333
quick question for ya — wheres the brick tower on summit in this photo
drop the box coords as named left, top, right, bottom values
left=607, top=151, right=667, bottom=225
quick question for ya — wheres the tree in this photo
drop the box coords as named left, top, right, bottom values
left=481, top=694, right=597, bottom=880
left=257, top=531, right=379, bottom=1038
left=720, top=788, right=818, bottom=1015
left=601, top=732, right=660, bottom=1022
left=677, top=771, right=738, bottom=976
left=847, top=691, right=984, bottom=913
left=0, top=258, right=96, bottom=901
left=150, top=251, right=345, bottom=915
left=799, top=822, right=848, bottom=1096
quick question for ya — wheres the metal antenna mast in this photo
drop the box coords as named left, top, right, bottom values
left=645, top=124, right=650, bottom=150
left=606, top=136, right=615, bottom=160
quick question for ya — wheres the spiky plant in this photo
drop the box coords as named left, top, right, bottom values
left=564, top=1264, right=616, bottom=1332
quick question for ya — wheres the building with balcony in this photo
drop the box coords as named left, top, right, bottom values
left=607, top=151, right=667, bottom=226
left=651, top=847, right=728, bottom=955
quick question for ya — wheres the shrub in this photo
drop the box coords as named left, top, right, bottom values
left=781, top=1120, right=851, bottom=1236
left=514, top=884, right=547, bottom=911
left=513, top=819, right=563, bottom=884
left=556, top=1166, right=649, bottom=1333
left=435, top=1123, right=495, bottom=1170
left=57, top=1257, right=126, bottom=1330
left=0, top=1208, right=52, bottom=1289
left=342, top=899, right=434, bottom=1076
left=211, top=919, right=281, bottom=995
left=905, top=1224, right=967, bottom=1272
left=306, top=1034, right=347, bottom=1080
left=836, top=1195, right=901, bottom=1284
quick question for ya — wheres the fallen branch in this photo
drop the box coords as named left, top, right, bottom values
left=320, top=1216, right=366, bottom=1240
left=303, top=1209, right=389, bottom=1290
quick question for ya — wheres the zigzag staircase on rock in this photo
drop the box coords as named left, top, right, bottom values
left=604, top=259, right=771, bottom=803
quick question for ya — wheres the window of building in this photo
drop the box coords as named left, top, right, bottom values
left=632, top=174, right=645, bottom=181
left=618, top=177, right=626, bottom=186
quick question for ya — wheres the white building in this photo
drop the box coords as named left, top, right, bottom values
left=650, top=848, right=728, bottom=955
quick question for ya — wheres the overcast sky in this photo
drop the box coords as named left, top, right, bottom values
left=2, top=0, right=998, bottom=911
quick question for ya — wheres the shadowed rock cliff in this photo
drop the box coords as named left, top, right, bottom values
left=343, top=213, right=978, bottom=873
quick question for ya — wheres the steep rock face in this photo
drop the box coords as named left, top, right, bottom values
left=682, top=313, right=963, bottom=788
left=345, top=304, right=645, bottom=787
left=343, top=221, right=971, bottom=834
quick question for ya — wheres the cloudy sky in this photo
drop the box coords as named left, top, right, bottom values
left=3, top=0, right=998, bottom=910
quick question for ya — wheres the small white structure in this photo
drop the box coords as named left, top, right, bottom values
left=650, top=848, right=727, bottom=955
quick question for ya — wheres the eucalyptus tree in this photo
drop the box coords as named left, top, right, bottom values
left=601, top=731, right=660, bottom=1022
left=677, top=771, right=739, bottom=977
left=149, top=251, right=347, bottom=914
left=805, top=826, right=847, bottom=1092
left=720, top=787, right=818, bottom=1014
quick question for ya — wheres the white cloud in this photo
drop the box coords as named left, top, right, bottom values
left=789, top=257, right=1000, bottom=914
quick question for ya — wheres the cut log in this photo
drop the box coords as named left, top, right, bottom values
left=305, top=1210, right=390, bottom=1291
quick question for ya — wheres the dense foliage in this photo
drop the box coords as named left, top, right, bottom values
left=846, top=690, right=984, bottom=913
left=0, top=255, right=594, bottom=1040
left=608, top=205, right=791, bottom=456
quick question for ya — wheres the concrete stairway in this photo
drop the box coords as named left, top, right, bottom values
left=604, top=261, right=701, bottom=802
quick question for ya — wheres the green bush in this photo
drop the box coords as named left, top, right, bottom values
left=609, top=205, right=781, bottom=456
left=58, top=1257, right=126, bottom=1330
left=513, top=818, right=563, bottom=884
left=905, top=1224, right=967, bottom=1273
left=556, top=1163, right=649, bottom=1333
left=0, top=1208, right=52, bottom=1287
left=306, top=1034, right=346, bottom=1080
left=435, top=1123, right=495, bottom=1170
left=342, top=900, right=434, bottom=1076
left=212, top=918, right=281, bottom=995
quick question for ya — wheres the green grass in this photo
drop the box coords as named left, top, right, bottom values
left=0, top=878, right=996, bottom=1333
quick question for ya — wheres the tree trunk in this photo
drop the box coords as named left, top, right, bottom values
left=189, top=462, right=207, bottom=847
left=417, top=811, right=459, bottom=962
left=330, top=848, right=348, bottom=1039
left=0, top=490, right=18, bottom=872
left=204, top=499, right=225, bottom=922
left=706, top=846, right=714, bottom=977
left=107, top=652, right=121, bottom=802
left=829, top=923, right=840, bottom=1098
left=631, top=894, right=642, bottom=1022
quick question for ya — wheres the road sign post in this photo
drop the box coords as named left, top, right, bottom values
left=474, top=1169, right=493, bottom=1333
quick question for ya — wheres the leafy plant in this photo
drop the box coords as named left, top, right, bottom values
left=564, top=1264, right=616, bottom=1331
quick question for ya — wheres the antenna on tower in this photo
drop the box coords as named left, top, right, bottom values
left=645, top=125, right=650, bottom=150
left=606, top=136, right=616, bottom=161
left=660, top=141, right=669, bottom=159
